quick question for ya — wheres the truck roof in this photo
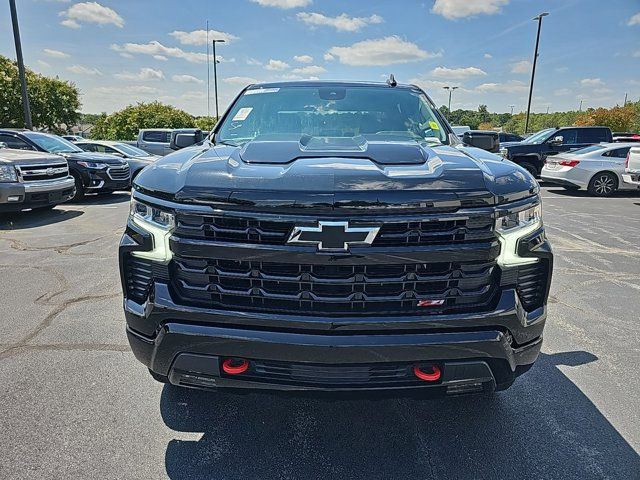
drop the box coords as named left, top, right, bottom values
left=246, top=80, right=417, bottom=90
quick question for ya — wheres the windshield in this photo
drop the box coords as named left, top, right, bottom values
left=522, top=128, right=555, bottom=144
left=24, top=132, right=83, bottom=153
left=115, top=143, right=151, bottom=157
left=216, top=85, right=448, bottom=146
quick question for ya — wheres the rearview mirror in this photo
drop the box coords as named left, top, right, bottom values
left=462, top=131, right=500, bottom=153
left=170, top=130, right=204, bottom=150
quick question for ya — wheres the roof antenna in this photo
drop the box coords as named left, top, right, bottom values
left=387, top=74, right=397, bottom=87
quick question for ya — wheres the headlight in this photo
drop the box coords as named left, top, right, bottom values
left=0, top=165, right=18, bottom=182
left=129, top=198, right=175, bottom=261
left=77, top=161, right=108, bottom=169
left=495, top=203, right=543, bottom=266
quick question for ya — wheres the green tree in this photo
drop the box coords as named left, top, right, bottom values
left=575, top=104, right=637, bottom=132
left=0, top=55, right=80, bottom=133
left=194, top=116, right=218, bottom=132
left=90, top=102, right=196, bottom=140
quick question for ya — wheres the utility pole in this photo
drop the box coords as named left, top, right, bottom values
left=579, top=99, right=583, bottom=111
left=206, top=21, right=210, bottom=117
left=9, top=0, right=32, bottom=130
left=524, top=12, right=549, bottom=134
left=546, top=105, right=550, bottom=114
left=212, top=39, right=225, bottom=120
left=623, top=92, right=628, bottom=106
left=443, top=86, right=458, bottom=113
left=509, top=105, right=515, bottom=115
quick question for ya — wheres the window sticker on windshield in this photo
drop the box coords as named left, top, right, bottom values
left=232, top=107, right=253, bottom=121
left=428, top=121, right=440, bottom=130
left=245, top=88, right=279, bottom=95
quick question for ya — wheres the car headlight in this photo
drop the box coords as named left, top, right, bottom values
left=495, top=203, right=543, bottom=266
left=77, top=161, right=108, bottom=169
left=129, top=198, right=175, bottom=261
left=0, top=165, right=18, bottom=182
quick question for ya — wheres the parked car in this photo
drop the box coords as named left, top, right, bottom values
left=75, top=140, right=159, bottom=180
left=612, top=132, right=640, bottom=143
left=498, top=132, right=524, bottom=143
left=451, top=125, right=470, bottom=136
left=124, top=128, right=203, bottom=156
left=0, top=129, right=130, bottom=201
left=62, top=135, right=84, bottom=142
left=0, top=145, right=75, bottom=212
left=462, top=130, right=500, bottom=153
left=121, top=80, right=552, bottom=396
left=622, top=145, right=640, bottom=187
left=500, top=126, right=613, bottom=176
left=540, top=142, right=638, bottom=196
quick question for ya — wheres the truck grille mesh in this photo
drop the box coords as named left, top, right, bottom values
left=170, top=256, right=499, bottom=316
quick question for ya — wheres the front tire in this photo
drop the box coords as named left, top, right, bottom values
left=71, top=173, right=85, bottom=201
left=588, top=172, right=618, bottom=197
left=520, top=162, right=539, bottom=178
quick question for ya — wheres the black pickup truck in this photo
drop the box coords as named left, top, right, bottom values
left=500, top=126, right=613, bottom=176
left=120, top=81, right=553, bottom=397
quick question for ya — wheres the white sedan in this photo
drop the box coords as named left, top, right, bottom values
left=540, top=142, right=639, bottom=197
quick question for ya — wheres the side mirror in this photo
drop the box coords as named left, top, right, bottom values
left=0, top=142, right=7, bottom=149
left=170, top=130, right=203, bottom=150
left=550, top=135, right=563, bottom=145
left=462, top=131, right=500, bottom=153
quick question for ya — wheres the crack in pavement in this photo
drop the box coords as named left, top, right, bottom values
left=0, top=235, right=108, bottom=254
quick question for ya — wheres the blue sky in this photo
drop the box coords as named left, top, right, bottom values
left=1, top=0, right=639, bottom=115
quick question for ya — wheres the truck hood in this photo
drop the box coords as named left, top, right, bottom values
left=135, top=138, right=537, bottom=211
left=59, top=151, right=128, bottom=166
left=0, top=148, right=67, bottom=165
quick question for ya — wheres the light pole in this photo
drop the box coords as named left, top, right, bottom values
left=509, top=105, right=515, bottom=115
left=212, top=39, right=225, bottom=120
left=524, top=12, right=549, bottom=134
left=443, top=86, right=458, bottom=113
left=9, top=0, right=32, bottom=129
left=206, top=21, right=210, bottom=117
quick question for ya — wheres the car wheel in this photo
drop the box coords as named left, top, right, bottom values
left=587, top=172, right=618, bottom=197
left=520, top=162, right=539, bottom=178
left=562, top=185, right=580, bottom=191
left=71, top=173, right=85, bottom=201
left=148, top=369, right=169, bottom=384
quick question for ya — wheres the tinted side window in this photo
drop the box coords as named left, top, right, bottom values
left=557, top=129, right=578, bottom=144
left=142, top=131, right=169, bottom=143
left=578, top=128, right=609, bottom=144
left=0, top=134, right=33, bottom=150
left=79, top=144, right=96, bottom=152
left=611, top=147, right=630, bottom=159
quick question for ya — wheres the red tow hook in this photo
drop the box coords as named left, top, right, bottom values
left=413, top=364, right=441, bottom=382
left=221, top=358, right=250, bottom=375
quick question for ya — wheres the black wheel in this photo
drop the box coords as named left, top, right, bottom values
left=587, top=172, right=618, bottom=197
left=562, top=185, right=580, bottom=191
left=149, top=369, right=169, bottom=384
left=520, top=162, right=539, bottom=178
left=71, top=173, right=85, bottom=201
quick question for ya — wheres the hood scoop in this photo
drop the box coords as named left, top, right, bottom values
left=238, top=135, right=428, bottom=165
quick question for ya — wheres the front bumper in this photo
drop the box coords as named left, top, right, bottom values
left=622, top=173, right=640, bottom=187
left=0, top=176, right=75, bottom=212
left=81, top=167, right=130, bottom=191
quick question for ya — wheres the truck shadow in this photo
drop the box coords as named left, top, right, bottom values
left=161, top=351, right=640, bottom=479
left=0, top=208, right=83, bottom=230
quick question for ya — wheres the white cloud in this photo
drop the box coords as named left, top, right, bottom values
left=432, top=0, right=510, bottom=20
left=169, top=29, right=238, bottom=45
left=580, top=78, right=605, bottom=87
left=153, top=55, right=168, bottom=61
left=475, top=80, right=527, bottom=93
left=554, top=88, right=571, bottom=96
left=431, top=66, right=487, bottom=80
left=628, top=12, right=640, bottom=26
left=67, top=64, right=102, bottom=75
left=265, top=59, right=290, bottom=70
left=111, top=41, right=208, bottom=63
left=172, top=74, right=204, bottom=84
left=224, top=76, right=259, bottom=86
left=37, top=60, right=51, bottom=68
left=251, top=0, right=311, bottom=8
left=43, top=48, right=69, bottom=58
left=323, top=53, right=335, bottom=61
left=328, top=36, right=440, bottom=66
left=291, top=65, right=326, bottom=75
left=94, top=85, right=160, bottom=95
left=510, top=60, right=532, bottom=74
left=59, top=2, right=124, bottom=28
left=483, top=53, right=493, bottom=59
left=296, top=12, right=383, bottom=32
left=114, top=68, right=164, bottom=81
left=246, top=58, right=262, bottom=66
left=293, top=55, right=313, bottom=63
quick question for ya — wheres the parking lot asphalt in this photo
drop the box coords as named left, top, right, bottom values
left=1, top=185, right=639, bottom=480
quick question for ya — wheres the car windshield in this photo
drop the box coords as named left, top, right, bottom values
left=522, top=128, right=556, bottom=144
left=24, top=132, right=83, bottom=153
left=115, top=143, right=151, bottom=157
left=571, top=145, right=607, bottom=155
left=216, top=85, right=448, bottom=146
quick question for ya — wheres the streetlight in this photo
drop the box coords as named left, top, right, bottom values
left=509, top=105, right=515, bottom=115
left=524, top=12, right=549, bottom=134
left=443, top=86, right=458, bottom=113
left=9, top=0, right=32, bottom=129
left=211, top=39, right=225, bottom=120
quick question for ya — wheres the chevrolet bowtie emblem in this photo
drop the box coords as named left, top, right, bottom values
left=287, top=221, right=380, bottom=252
